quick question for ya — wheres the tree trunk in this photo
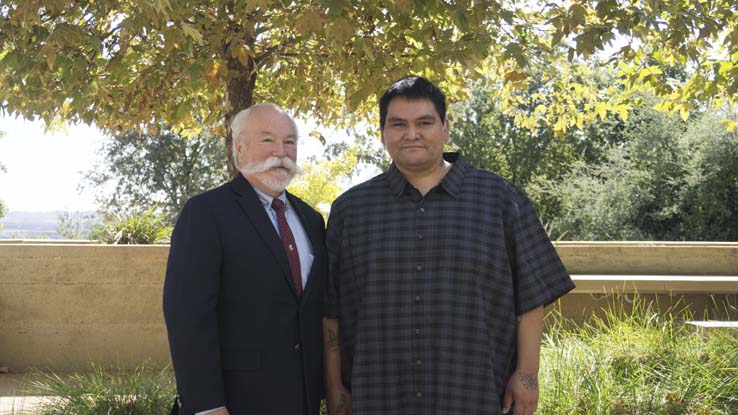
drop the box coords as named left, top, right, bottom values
left=223, top=33, right=258, bottom=178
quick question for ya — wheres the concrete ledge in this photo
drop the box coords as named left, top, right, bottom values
left=0, top=239, right=98, bottom=244
left=555, top=241, right=738, bottom=275
left=1, top=242, right=737, bottom=372
left=571, top=275, right=738, bottom=294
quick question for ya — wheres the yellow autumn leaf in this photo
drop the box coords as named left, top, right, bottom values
left=504, top=70, right=527, bottom=84
left=719, top=119, right=737, bottom=132
left=614, top=103, right=630, bottom=122
left=394, top=0, right=412, bottom=13
left=553, top=116, right=568, bottom=133
left=295, top=9, right=323, bottom=36
left=207, top=60, right=221, bottom=82
left=231, top=44, right=249, bottom=65
left=575, top=113, right=584, bottom=129
left=42, top=44, right=56, bottom=70
left=594, top=102, right=608, bottom=120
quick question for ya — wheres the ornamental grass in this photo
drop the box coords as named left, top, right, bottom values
left=16, top=297, right=738, bottom=414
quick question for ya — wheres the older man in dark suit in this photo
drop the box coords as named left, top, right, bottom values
left=164, top=103, right=326, bottom=415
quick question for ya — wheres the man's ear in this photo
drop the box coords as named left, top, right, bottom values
left=235, top=139, right=246, bottom=161
left=443, top=117, right=450, bottom=142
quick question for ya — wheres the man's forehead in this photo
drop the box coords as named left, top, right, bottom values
left=387, top=98, right=439, bottom=118
left=244, top=109, right=297, bottom=135
left=254, top=128, right=297, bottom=138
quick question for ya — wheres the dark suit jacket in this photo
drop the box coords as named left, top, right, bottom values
left=163, top=174, right=326, bottom=415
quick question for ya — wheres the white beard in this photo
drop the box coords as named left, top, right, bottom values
left=239, top=156, right=302, bottom=195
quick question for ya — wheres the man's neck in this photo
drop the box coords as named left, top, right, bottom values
left=398, top=160, right=452, bottom=196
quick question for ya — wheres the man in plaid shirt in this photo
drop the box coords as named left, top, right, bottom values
left=323, top=76, right=575, bottom=415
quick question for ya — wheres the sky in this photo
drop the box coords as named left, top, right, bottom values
left=0, top=115, right=100, bottom=212
left=0, top=114, right=349, bottom=213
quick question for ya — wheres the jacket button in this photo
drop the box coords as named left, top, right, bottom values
left=294, top=343, right=301, bottom=351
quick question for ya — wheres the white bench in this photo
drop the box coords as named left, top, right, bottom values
left=685, top=321, right=738, bottom=329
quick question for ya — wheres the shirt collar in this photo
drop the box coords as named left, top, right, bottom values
left=252, top=186, right=289, bottom=209
left=385, top=152, right=468, bottom=199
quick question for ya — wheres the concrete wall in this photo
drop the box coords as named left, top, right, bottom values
left=0, top=241, right=736, bottom=372
left=0, top=244, right=170, bottom=372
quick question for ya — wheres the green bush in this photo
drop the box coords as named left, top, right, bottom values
left=92, top=207, right=172, bottom=244
left=545, top=103, right=738, bottom=241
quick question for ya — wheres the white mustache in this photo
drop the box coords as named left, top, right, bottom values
left=239, top=156, right=302, bottom=176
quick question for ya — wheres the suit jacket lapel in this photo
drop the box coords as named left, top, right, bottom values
left=231, top=174, right=299, bottom=298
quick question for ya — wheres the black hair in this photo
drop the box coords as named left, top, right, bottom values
left=378, top=76, right=446, bottom=129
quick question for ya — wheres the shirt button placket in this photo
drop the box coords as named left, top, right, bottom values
left=413, top=203, right=426, bottom=407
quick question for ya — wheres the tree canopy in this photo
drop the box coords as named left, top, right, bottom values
left=0, top=0, right=507, bottom=173
left=1, top=0, right=737, bottom=173
left=449, top=71, right=624, bottom=189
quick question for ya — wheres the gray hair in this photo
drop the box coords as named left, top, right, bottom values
left=230, top=102, right=298, bottom=169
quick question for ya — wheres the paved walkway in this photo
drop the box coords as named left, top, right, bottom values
left=0, top=374, right=45, bottom=414
left=0, top=396, right=46, bottom=414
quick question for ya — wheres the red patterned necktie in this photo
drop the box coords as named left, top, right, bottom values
left=271, top=198, right=302, bottom=296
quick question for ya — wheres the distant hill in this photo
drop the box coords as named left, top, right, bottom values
left=0, top=210, right=95, bottom=239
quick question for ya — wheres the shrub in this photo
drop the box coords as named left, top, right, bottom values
left=26, top=365, right=175, bottom=415
left=92, top=207, right=172, bottom=244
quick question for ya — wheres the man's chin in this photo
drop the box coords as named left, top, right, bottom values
left=267, top=169, right=293, bottom=183
left=258, top=173, right=293, bottom=194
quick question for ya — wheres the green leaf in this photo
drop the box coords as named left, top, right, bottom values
left=186, top=63, right=205, bottom=79
left=504, top=42, right=527, bottom=67
left=180, top=23, right=204, bottom=46
left=569, top=3, right=587, bottom=28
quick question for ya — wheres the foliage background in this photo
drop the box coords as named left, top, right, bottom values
left=448, top=76, right=738, bottom=241
left=81, top=128, right=229, bottom=224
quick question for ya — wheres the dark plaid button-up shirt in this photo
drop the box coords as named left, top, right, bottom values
left=324, top=153, right=574, bottom=415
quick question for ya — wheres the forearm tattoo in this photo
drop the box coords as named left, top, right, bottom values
left=519, top=372, right=539, bottom=390
left=327, top=327, right=340, bottom=351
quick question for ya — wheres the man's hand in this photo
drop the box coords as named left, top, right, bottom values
left=502, top=370, right=539, bottom=415
left=326, top=383, right=352, bottom=415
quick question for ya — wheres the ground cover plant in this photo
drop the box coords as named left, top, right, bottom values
left=539, top=298, right=738, bottom=414
left=23, top=365, right=175, bottom=415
